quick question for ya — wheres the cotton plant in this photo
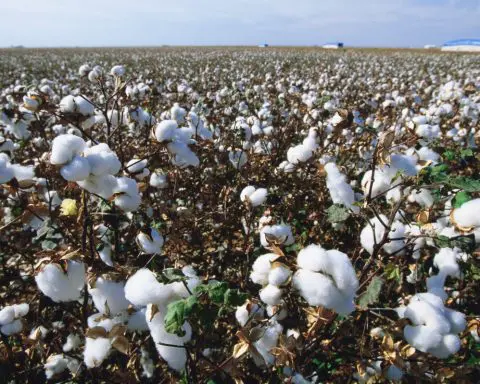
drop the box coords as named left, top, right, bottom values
left=396, top=292, right=466, bottom=359
left=44, top=354, right=81, bottom=380
left=259, top=222, right=294, bottom=248
left=426, top=247, right=466, bottom=300
left=149, top=170, right=168, bottom=189
left=293, top=244, right=359, bottom=315
left=360, top=214, right=406, bottom=256
left=280, top=128, right=319, bottom=172
left=126, top=158, right=150, bottom=180
left=0, top=152, right=35, bottom=186
left=0, top=303, right=29, bottom=336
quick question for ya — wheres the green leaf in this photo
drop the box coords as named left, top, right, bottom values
left=161, top=268, right=187, bottom=283
left=358, top=276, right=384, bottom=309
left=223, top=289, right=248, bottom=307
left=164, top=300, right=187, bottom=336
left=453, top=191, right=471, bottom=208
left=327, top=204, right=350, bottom=223
left=434, top=234, right=476, bottom=252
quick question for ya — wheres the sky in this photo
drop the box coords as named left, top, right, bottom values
left=1, top=0, right=479, bottom=48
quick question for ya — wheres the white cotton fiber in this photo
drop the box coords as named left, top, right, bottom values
left=235, top=302, right=264, bottom=327
left=146, top=304, right=192, bottom=372
left=1, top=319, right=23, bottom=336
left=35, top=261, right=85, bottom=303
left=83, top=144, right=121, bottom=176
left=240, top=185, right=268, bottom=207
left=112, top=177, right=141, bottom=212
left=259, top=284, right=283, bottom=305
left=136, top=228, right=164, bottom=254
left=63, top=334, right=82, bottom=352
left=324, top=163, right=359, bottom=213
left=84, top=337, right=112, bottom=368
left=260, top=224, right=294, bottom=247
left=253, top=321, right=283, bottom=366
left=293, top=245, right=358, bottom=315
left=429, top=334, right=461, bottom=358
left=250, top=253, right=278, bottom=285
left=124, top=269, right=173, bottom=307
left=268, top=265, right=291, bottom=286
left=88, top=278, right=130, bottom=316
left=154, top=120, right=178, bottom=142
left=50, top=134, right=86, bottom=165
left=0, top=307, right=15, bottom=325
left=149, top=171, right=168, bottom=188
left=453, top=198, right=480, bottom=228
left=360, top=215, right=406, bottom=256
left=60, top=155, right=90, bottom=181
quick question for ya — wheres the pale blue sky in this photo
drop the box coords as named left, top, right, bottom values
left=1, top=0, right=479, bottom=47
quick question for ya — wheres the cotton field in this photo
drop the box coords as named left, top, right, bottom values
left=0, top=47, right=479, bottom=383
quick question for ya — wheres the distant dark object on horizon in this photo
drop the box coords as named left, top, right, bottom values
left=322, top=42, right=344, bottom=49
left=9, top=45, right=25, bottom=49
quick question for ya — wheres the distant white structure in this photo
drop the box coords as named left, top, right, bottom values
left=424, top=44, right=436, bottom=49
left=441, top=39, right=480, bottom=52
left=258, top=43, right=269, bottom=48
left=322, top=42, right=344, bottom=49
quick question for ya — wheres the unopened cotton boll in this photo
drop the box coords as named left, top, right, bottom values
left=136, top=228, right=164, bottom=254
left=35, top=261, right=85, bottom=303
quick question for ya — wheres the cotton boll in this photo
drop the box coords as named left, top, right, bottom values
left=0, top=307, right=15, bottom=325
left=84, top=337, right=112, bottom=368
left=408, top=188, right=434, bottom=208
left=98, top=244, right=114, bottom=267
left=75, top=97, right=95, bottom=116
left=1, top=319, right=23, bottom=335
left=268, top=265, right=291, bottom=286
left=404, top=325, right=443, bottom=353
left=229, top=150, right=248, bottom=169
left=259, top=284, right=283, bottom=305
left=453, top=198, right=480, bottom=228
left=89, top=278, right=130, bottom=316
left=240, top=185, right=267, bottom=207
left=13, top=303, right=29, bottom=318
left=124, top=269, right=173, bottom=307
left=149, top=171, right=168, bottom=189
left=59, top=95, right=76, bottom=114
left=171, top=103, right=186, bottom=124
left=287, top=144, right=313, bottom=164
left=136, top=228, right=164, bottom=254
left=429, top=334, right=461, bottom=359
left=240, top=186, right=256, bottom=202
left=444, top=308, right=466, bottom=334
left=110, top=65, right=125, bottom=77
left=154, top=120, right=178, bottom=142
left=83, top=144, right=121, bottom=176
left=296, top=244, right=329, bottom=272
left=127, top=308, right=149, bottom=331
left=146, top=304, right=192, bottom=372
left=60, top=155, right=90, bottom=181
left=235, top=302, right=264, bottom=326
left=260, top=224, right=294, bottom=247
left=253, top=321, right=283, bottom=366
left=50, top=134, right=86, bottom=165
left=77, top=174, right=117, bottom=199
left=112, top=177, right=141, bottom=212
left=324, top=163, right=359, bottom=213
left=35, top=261, right=85, bottom=303
left=433, top=248, right=461, bottom=278
left=63, top=334, right=82, bottom=352
left=44, top=354, right=70, bottom=379
left=250, top=253, right=278, bottom=285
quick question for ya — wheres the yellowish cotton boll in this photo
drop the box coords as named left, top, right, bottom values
left=60, top=199, right=78, bottom=217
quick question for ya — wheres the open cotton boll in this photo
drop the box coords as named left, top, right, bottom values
left=149, top=171, right=168, bottom=189
left=154, top=120, right=178, bottom=142
left=112, top=177, right=141, bottom=212
left=259, top=284, right=283, bottom=305
left=0, top=306, right=15, bottom=325
left=110, top=65, right=125, bottom=77
left=433, top=248, right=462, bottom=278
left=59, top=95, right=76, bottom=113
left=268, top=265, right=291, bottom=286
left=44, top=354, right=79, bottom=379
left=250, top=253, right=279, bottom=285
left=136, top=228, right=164, bottom=254
left=127, top=308, right=149, bottom=331
left=75, top=97, right=95, bottom=116
left=126, top=158, right=148, bottom=174
left=171, top=103, right=186, bottom=124
left=50, top=134, right=86, bottom=165
left=83, top=144, right=121, bottom=176
left=88, top=278, right=130, bottom=316
left=79, top=64, right=91, bottom=76
left=0, top=157, right=14, bottom=184
left=124, top=268, right=173, bottom=307
left=63, top=333, right=82, bottom=352
left=408, top=188, right=434, bottom=208
left=278, top=160, right=296, bottom=173
left=429, top=334, right=462, bottom=358
left=253, top=321, right=283, bottom=366
left=235, top=302, right=264, bottom=327
left=60, top=155, right=90, bottom=181
left=260, top=224, right=294, bottom=247
left=324, top=162, right=359, bottom=213
left=84, top=337, right=112, bottom=368
left=453, top=199, right=480, bottom=228
left=167, top=141, right=200, bottom=168
left=240, top=185, right=267, bottom=207
left=13, top=303, right=29, bottom=318
left=77, top=174, right=117, bottom=199
left=1, top=319, right=23, bottom=335
left=35, top=261, right=85, bottom=303
left=146, top=304, right=192, bottom=372
left=360, top=215, right=405, bottom=256
left=287, top=144, right=313, bottom=164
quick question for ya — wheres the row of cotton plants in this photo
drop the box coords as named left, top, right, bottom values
left=0, top=47, right=479, bottom=383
